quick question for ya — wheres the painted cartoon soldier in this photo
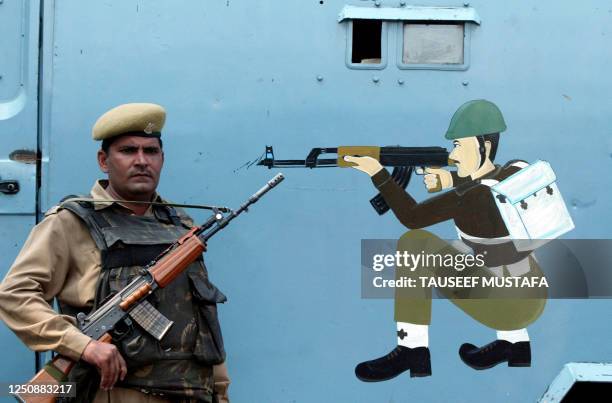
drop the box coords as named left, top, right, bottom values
left=345, top=100, right=546, bottom=381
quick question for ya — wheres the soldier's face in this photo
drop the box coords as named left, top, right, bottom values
left=449, top=137, right=481, bottom=177
left=97, top=136, right=164, bottom=199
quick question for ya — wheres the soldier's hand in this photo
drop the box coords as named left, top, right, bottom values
left=423, top=168, right=453, bottom=193
left=82, top=339, right=127, bottom=390
left=343, top=156, right=383, bottom=177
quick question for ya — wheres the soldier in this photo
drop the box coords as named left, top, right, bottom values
left=345, top=100, right=546, bottom=382
left=0, top=103, right=230, bottom=402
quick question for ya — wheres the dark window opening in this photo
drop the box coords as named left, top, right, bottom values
left=351, top=20, right=382, bottom=64
left=562, top=381, right=612, bottom=402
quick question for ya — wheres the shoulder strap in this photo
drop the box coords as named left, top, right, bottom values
left=156, top=198, right=195, bottom=228
left=173, top=206, right=196, bottom=228
left=44, top=194, right=82, bottom=217
left=481, top=160, right=530, bottom=189
left=59, top=194, right=82, bottom=203
left=59, top=198, right=109, bottom=251
left=167, top=206, right=182, bottom=226
left=504, top=159, right=529, bottom=169
left=480, top=179, right=499, bottom=188
left=152, top=204, right=184, bottom=227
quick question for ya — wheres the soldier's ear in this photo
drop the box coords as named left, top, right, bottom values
left=484, top=140, right=492, bottom=160
left=97, top=149, right=109, bottom=173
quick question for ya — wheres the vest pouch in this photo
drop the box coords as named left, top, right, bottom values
left=187, top=266, right=227, bottom=365
left=106, top=266, right=190, bottom=367
left=58, top=200, right=219, bottom=396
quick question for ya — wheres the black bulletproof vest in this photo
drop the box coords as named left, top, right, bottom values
left=59, top=199, right=226, bottom=401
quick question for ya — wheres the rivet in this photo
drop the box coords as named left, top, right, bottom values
left=372, top=76, right=380, bottom=83
left=462, top=81, right=469, bottom=86
left=316, top=75, right=324, bottom=82
left=374, top=1, right=381, bottom=7
left=400, top=1, right=406, bottom=6
left=398, top=79, right=405, bottom=85
left=463, top=2, right=470, bottom=7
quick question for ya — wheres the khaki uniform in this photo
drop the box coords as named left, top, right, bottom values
left=394, top=229, right=546, bottom=329
left=0, top=180, right=230, bottom=402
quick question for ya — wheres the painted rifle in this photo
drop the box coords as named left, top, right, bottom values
left=258, top=145, right=451, bottom=214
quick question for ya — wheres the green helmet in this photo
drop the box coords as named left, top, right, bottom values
left=445, top=99, right=507, bottom=140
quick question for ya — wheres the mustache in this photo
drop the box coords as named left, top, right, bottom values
left=129, top=170, right=153, bottom=178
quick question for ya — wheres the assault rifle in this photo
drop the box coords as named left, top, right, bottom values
left=16, top=174, right=284, bottom=403
left=258, top=146, right=451, bottom=215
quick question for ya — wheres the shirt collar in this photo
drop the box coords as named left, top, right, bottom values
left=481, top=164, right=503, bottom=180
left=90, top=180, right=161, bottom=214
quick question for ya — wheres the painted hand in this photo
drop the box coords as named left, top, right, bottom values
left=343, top=156, right=383, bottom=177
left=423, top=167, right=453, bottom=193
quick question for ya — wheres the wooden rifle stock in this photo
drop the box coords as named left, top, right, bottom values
left=17, top=234, right=204, bottom=402
left=150, top=230, right=206, bottom=288
left=15, top=334, right=112, bottom=403
left=16, top=174, right=284, bottom=402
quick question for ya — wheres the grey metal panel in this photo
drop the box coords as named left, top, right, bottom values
left=402, top=23, right=464, bottom=64
left=396, top=20, right=473, bottom=71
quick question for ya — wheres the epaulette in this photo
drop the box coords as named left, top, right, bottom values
left=44, top=205, right=61, bottom=217
left=44, top=194, right=88, bottom=217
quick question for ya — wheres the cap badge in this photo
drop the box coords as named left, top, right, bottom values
left=144, top=122, right=155, bottom=134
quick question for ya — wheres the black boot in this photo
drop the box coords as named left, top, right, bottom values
left=459, top=340, right=531, bottom=370
left=355, top=346, right=431, bottom=382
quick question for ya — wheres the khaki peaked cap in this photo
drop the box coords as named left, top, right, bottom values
left=92, top=103, right=166, bottom=141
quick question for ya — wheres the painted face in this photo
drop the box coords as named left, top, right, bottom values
left=448, top=136, right=481, bottom=178
left=98, top=135, right=164, bottom=199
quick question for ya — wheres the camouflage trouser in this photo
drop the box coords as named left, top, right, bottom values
left=93, top=388, right=168, bottom=403
left=92, top=362, right=230, bottom=403
left=394, top=230, right=547, bottom=330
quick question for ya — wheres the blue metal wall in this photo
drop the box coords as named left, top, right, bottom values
left=0, top=0, right=40, bottom=390
left=1, top=0, right=611, bottom=401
